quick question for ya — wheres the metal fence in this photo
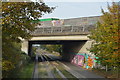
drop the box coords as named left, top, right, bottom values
left=32, top=25, right=95, bottom=35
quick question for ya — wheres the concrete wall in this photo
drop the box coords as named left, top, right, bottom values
left=21, top=40, right=28, bottom=54
left=79, top=40, right=93, bottom=53
left=62, top=40, right=93, bottom=61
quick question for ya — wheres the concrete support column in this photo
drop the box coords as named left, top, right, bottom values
left=21, top=40, right=33, bottom=57
left=21, top=40, right=28, bottom=54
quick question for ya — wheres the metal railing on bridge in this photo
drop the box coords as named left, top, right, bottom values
left=31, top=25, right=95, bottom=36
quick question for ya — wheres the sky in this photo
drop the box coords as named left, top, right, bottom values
left=32, top=0, right=119, bottom=19
left=41, top=2, right=112, bottom=19
left=43, top=0, right=119, bottom=2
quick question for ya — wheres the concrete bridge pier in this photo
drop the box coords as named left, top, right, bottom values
left=21, top=40, right=29, bottom=54
left=21, top=40, right=34, bottom=57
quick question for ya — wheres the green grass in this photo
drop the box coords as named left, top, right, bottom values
left=57, top=66, right=77, bottom=79
left=52, top=62, right=78, bottom=79
left=38, top=62, right=48, bottom=78
left=92, top=68, right=119, bottom=79
left=17, top=62, right=34, bottom=78
left=53, top=68, right=62, bottom=78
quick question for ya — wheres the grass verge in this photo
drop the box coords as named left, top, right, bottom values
left=53, top=68, right=62, bottom=79
left=92, top=68, right=119, bottom=80
left=17, top=61, right=34, bottom=78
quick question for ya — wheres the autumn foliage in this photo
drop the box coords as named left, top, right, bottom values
left=89, top=2, right=119, bottom=68
left=2, top=2, right=53, bottom=77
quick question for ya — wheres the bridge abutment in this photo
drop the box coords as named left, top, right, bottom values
left=21, top=40, right=29, bottom=54
left=62, top=40, right=93, bottom=62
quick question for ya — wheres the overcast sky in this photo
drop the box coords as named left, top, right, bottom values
left=40, top=2, right=113, bottom=19
left=43, top=0, right=119, bottom=2
left=31, top=0, right=119, bottom=19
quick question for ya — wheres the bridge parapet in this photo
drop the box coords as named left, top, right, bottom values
left=31, top=25, right=95, bottom=36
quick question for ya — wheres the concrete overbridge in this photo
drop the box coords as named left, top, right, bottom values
left=21, top=16, right=99, bottom=61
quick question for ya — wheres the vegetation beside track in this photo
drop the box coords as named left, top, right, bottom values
left=38, top=62, right=48, bottom=78
left=17, top=62, right=34, bottom=78
left=92, top=68, right=119, bottom=79
left=51, top=61, right=78, bottom=79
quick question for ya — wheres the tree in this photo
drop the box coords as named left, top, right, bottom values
left=2, top=2, right=54, bottom=42
left=40, top=45, right=62, bottom=53
left=2, top=1, right=54, bottom=77
left=88, top=2, right=119, bottom=69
